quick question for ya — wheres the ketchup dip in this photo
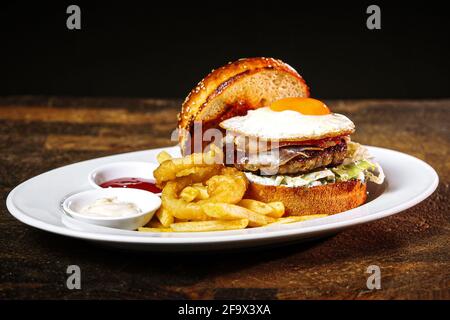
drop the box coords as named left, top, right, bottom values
left=100, top=177, right=161, bottom=194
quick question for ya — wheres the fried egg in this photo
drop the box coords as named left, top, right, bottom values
left=219, top=106, right=355, bottom=141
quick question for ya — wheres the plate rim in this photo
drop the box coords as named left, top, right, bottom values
left=6, top=146, right=439, bottom=245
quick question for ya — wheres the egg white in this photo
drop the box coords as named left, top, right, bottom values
left=219, top=107, right=355, bottom=140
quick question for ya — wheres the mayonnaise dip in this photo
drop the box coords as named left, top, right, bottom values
left=79, top=197, right=141, bottom=218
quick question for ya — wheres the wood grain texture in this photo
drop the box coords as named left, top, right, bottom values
left=0, top=96, right=449, bottom=300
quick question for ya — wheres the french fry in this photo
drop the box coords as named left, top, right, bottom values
left=156, top=207, right=174, bottom=227
left=192, top=184, right=209, bottom=200
left=180, top=186, right=200, bottom=202
left=175, top=167, right=198, bottom=178
left=179, top=182, right=209, bottom=200
left=238, top=199, right=273, bottom=215
left=267, top=202, right=285, bottom=218
left=146, top=218, right=166, bottom=228
left=156, top=151, right=172, bottom=164
left=170, top=219, right=249, bottom=232
left=138, top=227, right=173, bottom=232
left=170, top=206, right=210, bottom=221
left=203, top=203, right=275, bottom=227
left=270, top=214, right=328, bottom=225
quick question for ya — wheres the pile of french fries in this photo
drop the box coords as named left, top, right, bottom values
left=138, top=150, right=328, bottom=233
left=139, top=198, right=327, bottom=233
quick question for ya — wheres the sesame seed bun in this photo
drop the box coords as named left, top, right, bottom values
left=178, top=57, right=309, bottom=155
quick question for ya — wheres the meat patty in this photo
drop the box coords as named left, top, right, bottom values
left=234, top=141, right=347, bottom=175
left=277, top=142, right=347, bottom=174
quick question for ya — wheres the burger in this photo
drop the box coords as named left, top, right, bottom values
left=178, top=57, right=384, bottom=216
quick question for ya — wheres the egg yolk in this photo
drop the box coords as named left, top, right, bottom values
left=270, top=97, right=330, bottom=115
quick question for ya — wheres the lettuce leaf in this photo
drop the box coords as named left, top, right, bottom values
left=332, top=160, right=384, bottom=184
left=343, top=141, right=372, bottom=164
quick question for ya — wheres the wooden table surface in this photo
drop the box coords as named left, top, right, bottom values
left=0, top=96, right=449, bottom=300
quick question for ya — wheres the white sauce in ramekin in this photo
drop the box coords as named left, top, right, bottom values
left=79, top=197, right=141, bottom=218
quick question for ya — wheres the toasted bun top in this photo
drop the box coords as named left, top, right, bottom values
left=178, top=57, right=310, bottom=155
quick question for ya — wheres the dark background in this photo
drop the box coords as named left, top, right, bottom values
left=1, top=1, right=449, bottom=99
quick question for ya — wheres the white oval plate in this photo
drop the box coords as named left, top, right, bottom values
left=6, top=146, right=438, bottom=251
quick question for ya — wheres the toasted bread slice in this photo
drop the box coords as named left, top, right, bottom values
left=178, top=57, right=309, bottom=155
left=245, top=180, right=367, bottom=216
